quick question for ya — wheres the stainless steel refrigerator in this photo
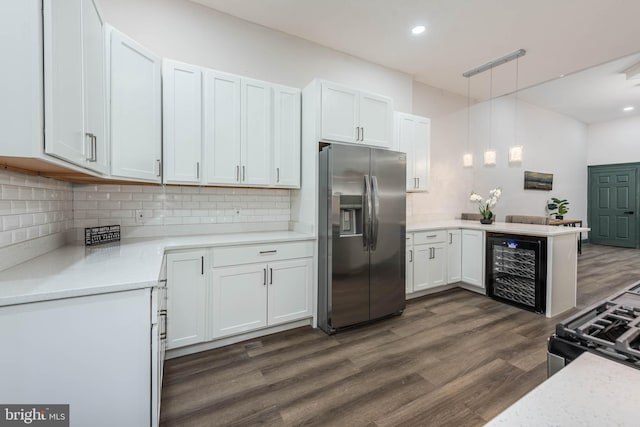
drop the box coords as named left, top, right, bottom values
left=318, top=144, right=406, bottom=334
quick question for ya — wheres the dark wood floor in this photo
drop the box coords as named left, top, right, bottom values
left=160, top=243, right=640, bottom=426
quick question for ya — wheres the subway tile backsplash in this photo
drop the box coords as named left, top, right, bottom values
left=0, top=168, right=291, bottom=263
left=0, top=169, right=73, bottom=249
left=73, top=184, right=291, bottom=229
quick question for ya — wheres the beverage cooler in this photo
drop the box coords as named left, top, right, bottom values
left=486, top=232, right=547, bottom=314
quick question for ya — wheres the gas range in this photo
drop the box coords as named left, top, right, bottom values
left=548, top=281, right=640, bottom=376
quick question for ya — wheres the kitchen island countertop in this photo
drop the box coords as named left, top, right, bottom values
left=486, top=352, right=640, bottom=426
left=408, top=219, right=589, bottom=236
left=0, top=231, right=313, bottom=307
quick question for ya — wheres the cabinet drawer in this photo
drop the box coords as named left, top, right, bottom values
left=413, top=230, right=446, bottom=244
left=212, top=241, right=314, bottom=267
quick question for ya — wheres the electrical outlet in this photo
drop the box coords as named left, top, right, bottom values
left=135, top=209, right=144, bottom=223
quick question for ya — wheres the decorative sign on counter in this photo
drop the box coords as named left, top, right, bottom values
left=84, top=225, right=121, bottom=246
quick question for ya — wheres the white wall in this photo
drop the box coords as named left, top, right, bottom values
left=468, top=96, right=588, bottom=223
left=99, top=0, right=413, bottom=111
left=409, top=82, right=474, bottom=221
left=587, top=115, right=640, bottom=165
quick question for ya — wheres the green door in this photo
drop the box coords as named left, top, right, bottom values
left=588, top=164, right=639, bottom=248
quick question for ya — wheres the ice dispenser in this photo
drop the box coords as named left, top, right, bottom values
left=339, top=195, right=363, bottom=236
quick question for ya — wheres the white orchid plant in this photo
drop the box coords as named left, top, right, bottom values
left=470, top=188, right=502, bottom=220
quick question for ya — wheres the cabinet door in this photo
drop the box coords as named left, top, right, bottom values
left=359, top=91, right=393, bottom=148
left=163, top=60, right=202, bottom=184
left=204, top=70, right=241, bottom=185
left=211, top=263, right=268, bottom=339
left=396, top=113, right=416, bottom=191
left=0, top=290, right=151, bottom=426
left=412, top=244, right=430, bottom=291
left=267, top=258, right=312, bottom=326
left=166, top=251, right=207, bottom=349
left=43, top=0, right=86, bottom=167
left=273, top=85, right=301, bottom=188
left=462, top=230, right=484, bottom=288
left=109, top=28, right=161, bottom=182
left=320, top=82, right=359, bottom=143
left=82, top=0, right=107, bottom=174
left=406, top=238, right=414, bottom=294
left=413, top=117, right=431, bottom=191
left=428, top=243, right=448, bottom=287
left=241, top=78, right=271, bottom=185
left=447, top=230, right=462, bottom=283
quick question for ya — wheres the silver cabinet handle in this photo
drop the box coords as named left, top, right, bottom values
left=196, top=162, right=200, bottom=179
left=269, top=268, right=273, bottom=285
left=91, top=134, right=97, bottom=162
left=414, top=177, right=418, bottom=189
left=85, top=133, right=95, bottom=161
left=276, top=167, right=280, bottom=183
left=156, top=159, right=162, bottom=177
left=242, top=165, right=245, bottom=182
left=236, top=165, right=240, bottom=182
left=201, top=256, right=204, bottom=275
left=449, top=233, right=453, bottom=244
left=263, top=268, right=267, bottom=286
left=259, top=250, right=277, bottom=255
left=356, top=126, right=360, bottom=141
left=361, top=127, right=364, bottom=141
left=426, top=234, right=437, bottom=238
left=417, top=177, right=420, bottom=188
left=409, top=249, right=413, bottom=263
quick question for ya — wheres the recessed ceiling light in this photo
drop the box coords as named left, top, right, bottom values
left=623, top=106, right=635, bottom=112
left=411, top=25, right=426, bottom=35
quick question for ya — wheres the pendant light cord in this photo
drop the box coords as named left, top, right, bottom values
left=489, top=66, right=493, bottom=151
left=466, top=77, right=471, bottom=153
left=514, top=56, right=519, bottom=145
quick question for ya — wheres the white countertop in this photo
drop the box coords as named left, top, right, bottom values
left=407, top=220, right=589, bottom=237
left=0, top=231, right=313, bottom=307
left=486, top=352, right=640, bottom=426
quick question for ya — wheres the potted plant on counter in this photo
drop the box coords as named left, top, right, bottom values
left=547, top=197, right=569, bottom=219
left=470, top=188, right=502, bottom=224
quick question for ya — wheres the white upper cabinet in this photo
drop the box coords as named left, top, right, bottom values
left=320, top=81, right=393, bottom=148
left=163, top=60, right=203, bottom=184
left=241, top=78, right=272, bottom=186
left=321, top=82, right=359, bottom=143
left=43, top=0, right=107, bottom=173
left=108, top=27, right=162, bottom=182
left=204, top=70, right=241, bottom=185
left=272, top=85, right=301, bottom=188
left=359, top=90, right=393, bottom=147
left=395, top=112, right=431, bottom=192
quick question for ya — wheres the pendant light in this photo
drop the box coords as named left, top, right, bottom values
left=509, top=55, right=523, bottom=163
left=463, top=77, right=473, bottom=167
left=484, top=65, right=496, bottom=166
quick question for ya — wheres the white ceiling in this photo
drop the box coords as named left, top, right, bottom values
left=190, top=0, right=640, bottom=102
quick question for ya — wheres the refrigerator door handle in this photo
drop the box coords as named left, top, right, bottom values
left=371, top=175, right=380, bottom=250
left=364, top=174, right=372, bottom=250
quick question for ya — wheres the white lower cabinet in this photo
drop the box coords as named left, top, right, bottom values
left=268, top=258, right=313, bottom=325
left=405, top=235, right=414, bottom=294
left=166, top=250, right=207, bottom=349
left=166, top=240, right=313, bottom=349
left=447, top=229, right=462, bottom=283
left=462, top=229, right=484, bottom=289
left=0, top=289, right=152, bottom=427
left=210, top=257, right=313, bottom=339
left=412, top=242, right=447, bottom=292
left=211, top=263, right=268, bottom=338
left=406, top=228, right=484, bottom=296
